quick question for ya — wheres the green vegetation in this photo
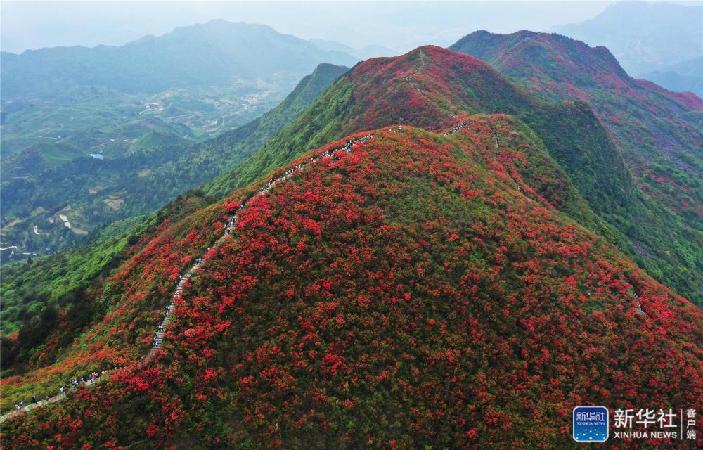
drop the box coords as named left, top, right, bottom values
left=3, top=121, right=702, bottom=448
left=2, top=42, right=703, bottom=447
left=451, top=30, right=703, bottom=304
left=0, top=188, right=216, bottom=381
left=1, top=63, right=348, bottom=254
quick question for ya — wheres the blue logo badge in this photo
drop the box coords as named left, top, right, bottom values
left=573, top=406, right=609, bottom=442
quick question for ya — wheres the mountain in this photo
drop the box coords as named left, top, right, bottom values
left=554, top=1, right=703, bottom=78
left=643, top=56, right=703, bottom=98
left=206, top=44, right=703, bottom=303
left=1, top=20, right=356, bottom=98
left=3, top=116, right=702, bottom=448
left=451, top=30, right=703, bottom=304
left=2, top=44, right=702, bottom=447
left=1, top=64, right=348, bottom=296
left=208, top=46, right=631, bottom=215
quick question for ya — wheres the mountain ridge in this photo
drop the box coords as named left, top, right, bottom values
left=3, top=116, right=702, bottom=447
left=451, top=30, right=703, bottom=304
left=205, top=45, right=634, bottom=263
left=1, top=20, right=356, bottom=98
left=2, top=38, right=703, bottom=448
left=452, top=30, right=703, bottom=109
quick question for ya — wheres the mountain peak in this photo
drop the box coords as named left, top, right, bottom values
left=336, top=45, right=518, bottom=133
left=356, top=44, right=487, bottom=75
left=450, top=29, right=703, bottom=112
left=451, top=30, right=629, bottom=83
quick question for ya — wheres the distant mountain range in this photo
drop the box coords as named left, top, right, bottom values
left=1, top=20, right=356, bottom=98
left=554, top=1, right=703, bottom=95
left=642, top=55, right=703, bottom=97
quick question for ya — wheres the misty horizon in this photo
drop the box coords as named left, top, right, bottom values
left=2, top=1, right=620, bottom=54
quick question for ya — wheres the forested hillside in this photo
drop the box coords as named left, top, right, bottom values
left=2, top=42, right=702, bottom=448
left=3, top=117, right=702, bottom=448
left=451, top=31, right=703, bottom=304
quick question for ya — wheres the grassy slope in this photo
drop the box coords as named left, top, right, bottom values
left=0, top=190, right=214, bottom=361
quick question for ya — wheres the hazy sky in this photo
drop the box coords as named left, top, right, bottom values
left=1, top=1, right=624, bottom=54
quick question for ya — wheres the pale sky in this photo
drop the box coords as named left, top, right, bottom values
left=1, top=1, right=620, bottom=54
